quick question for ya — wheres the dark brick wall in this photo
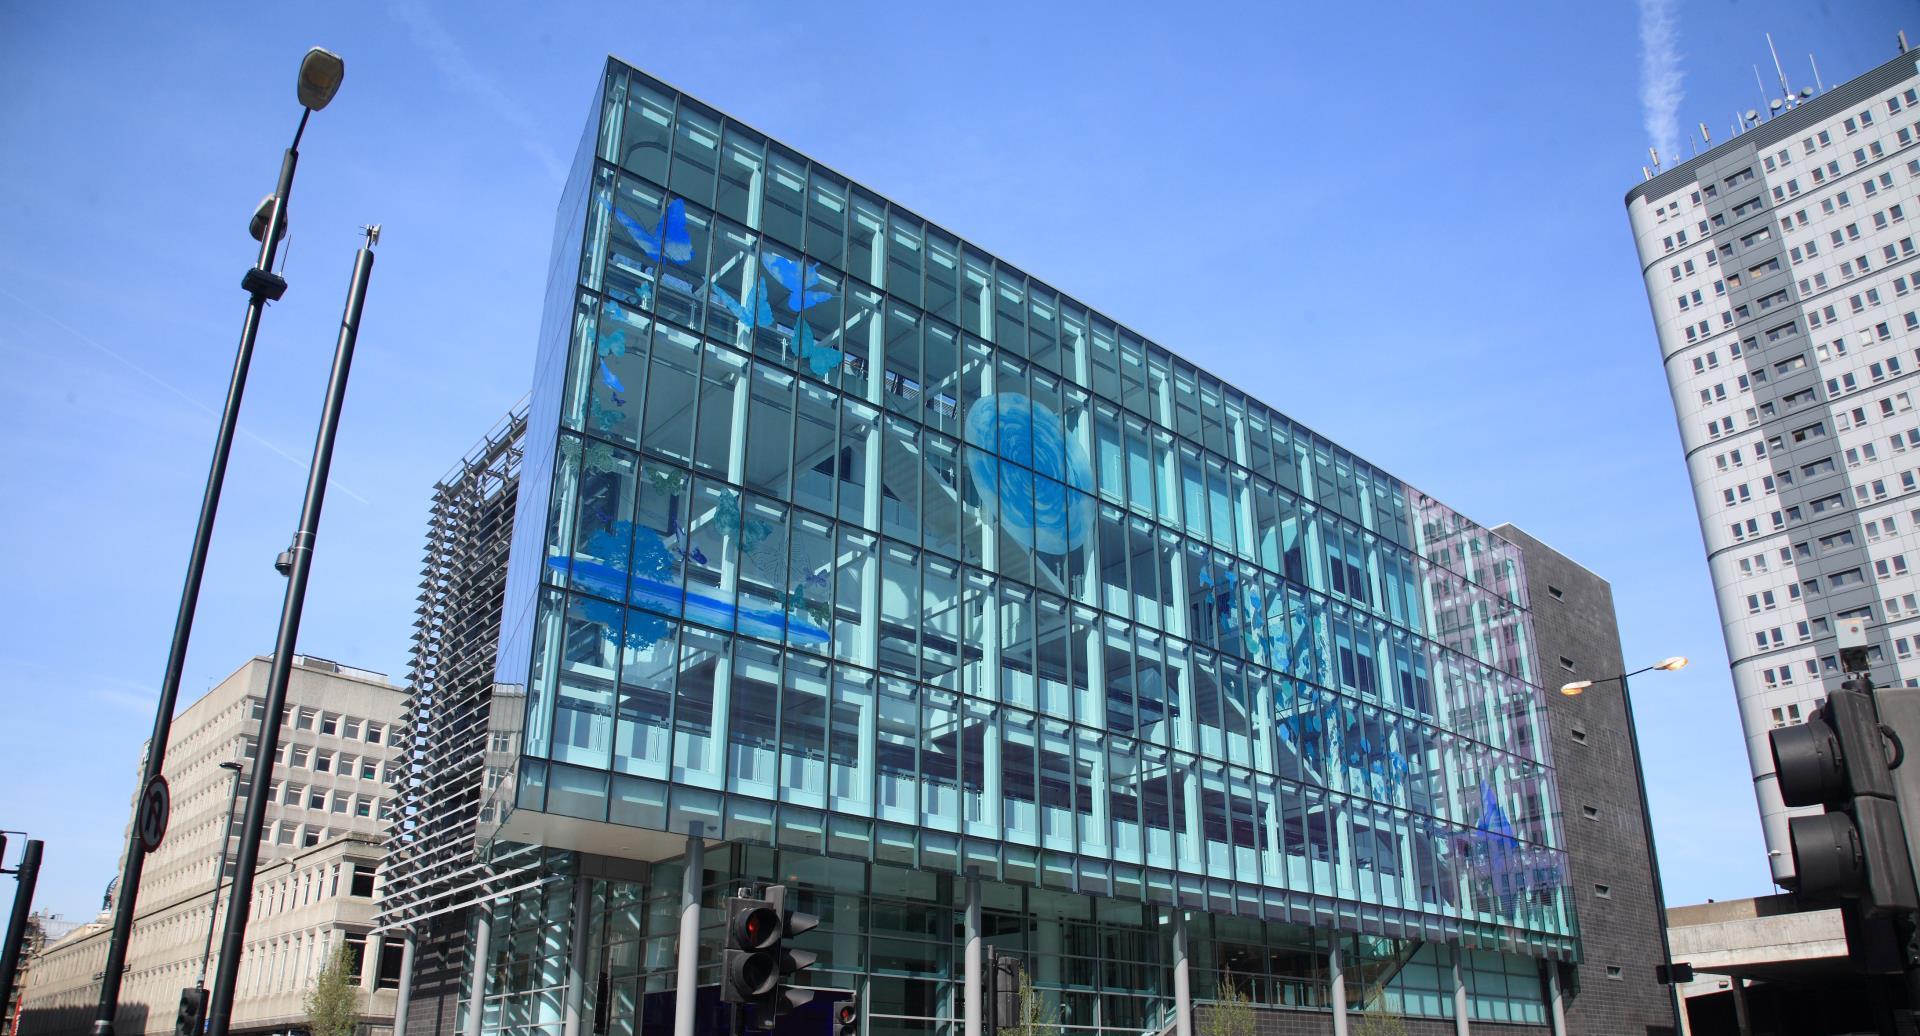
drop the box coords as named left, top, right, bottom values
left=1193, top=1002, right=1551, bottom=1035
left=1492, top=525, right=1677, bottom=1036
left=404, top=907, right=471, bottom=1036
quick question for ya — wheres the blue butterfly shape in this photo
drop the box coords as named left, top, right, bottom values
left=761, top=254, right=833, bottom=311
left=710, top=277, right=775, bottom=330
left=790, top=319, right=842, bottom=378
left=597, top=328, right=627, bottom=358
left=597, top=359, right=627, bottom=405
left=610, top=196, right=695, bottom=266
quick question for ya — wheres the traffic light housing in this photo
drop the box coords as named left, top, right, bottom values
left=835, top=992, right=860, bottom=1035
left=723, top=894, right=780, bottom=1006
left=722, top=886, right=819, bottom=1029
left=175, top=986, right=207, bottom=1036
left=985, top=947, right=1021, bottom=1035
left=1770, top=682, right=1918, bottom=914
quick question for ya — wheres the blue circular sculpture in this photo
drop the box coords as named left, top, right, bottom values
left=964, top=393, right=1095, bottom=555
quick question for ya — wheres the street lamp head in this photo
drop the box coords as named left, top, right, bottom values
left=1655, top=656, right=1690, bottom=672
left=219, top=761, right=243, bottom=772
left=1559, top=681, right=1593, bottom=696
left=297, top=47, right=345, bottom=111
left=249, top=194, right=287, bottom=243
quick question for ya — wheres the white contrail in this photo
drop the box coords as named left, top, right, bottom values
left=1639, top=0, right=1685, bottom=165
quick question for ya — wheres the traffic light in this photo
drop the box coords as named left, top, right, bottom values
left=175, top=986, right=207, bottom=1036
left=766, top=884, right=819, bottom=1021
left=722, top=893, right=780, bottom=1007
left=834, top=993, right=860, bottom=1035
left=1770, top=679, right=1918, bottom=914
left=723, top=886, right=819, bottom=1029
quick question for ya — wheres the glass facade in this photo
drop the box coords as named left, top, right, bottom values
left=479, top=59, right=1575, bottom=1033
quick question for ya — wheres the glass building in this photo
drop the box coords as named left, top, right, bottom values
left=404, top=57, right=1579, bottom=1036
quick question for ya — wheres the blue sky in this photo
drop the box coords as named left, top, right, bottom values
left=0, top=2, right=1909, bottom=926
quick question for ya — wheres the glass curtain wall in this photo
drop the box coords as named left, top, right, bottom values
left=498, top=58, right=1575, bottom=966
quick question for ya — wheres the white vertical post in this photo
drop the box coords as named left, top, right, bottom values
left=964, top=875, right=982, bottom=1036
left=1171, top=911, right=1192, bottom=1036
left=1329, top=937, right=1348, bottom=1036
left=672, top=836, right=703, bottom=1036
left=391, top=932, right=415, bottom=1036
left=363, top=933, right=385, bottom=993
left=1546, top=962, right=1565, bottom=1036
left=465, top=911, right=492, bottom=1036
left=1453, top=948, right=1470, bottom=1036
left=564, top=879, right=591, bottom=1036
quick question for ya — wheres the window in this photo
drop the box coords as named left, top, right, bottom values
left=313, top=752, right=332, bottom=773
left=1594, top=884, right=1612, bottom=898
left=1606, top=966, right=1624, bottom=981
left=350, top=864, right=376, bottom=897
left=360, top=761, right=378, bottom=781
left=319, top=713, right=338, bottom=736
left=308, top=790, right=325, bottom=809
left=1559, top=656, right=1576, bottom=671
left=295, top=709, right=315, bottom=731
left=1582, top=805, right=1601, bottom=820
left=1570, top=726, right=1587, bottom=744
left=365, top=723, right=383, bottom=745
left=288, top=745, right=308, bottom=768
left=342, top=718, right=360, bottom=739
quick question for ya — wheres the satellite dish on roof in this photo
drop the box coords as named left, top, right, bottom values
left=1770, top=98, right=1784, bottom=112
left=1745, top=109, right=1761, bottom=124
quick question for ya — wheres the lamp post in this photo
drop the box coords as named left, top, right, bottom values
left=91, top=46, right=343, bottom=1036
left=1560, top=655, right=1689, bottom=1032
left=206, top=224, right=379, bottom=1036
left=194, top=760, right=246, bottom=990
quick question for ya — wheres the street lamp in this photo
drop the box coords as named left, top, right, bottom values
left=91, top=46, right=342, bottom=1036
left=1557, top=656, right=1689, bottom=1032
left=195, top=761, right=246, bottom=990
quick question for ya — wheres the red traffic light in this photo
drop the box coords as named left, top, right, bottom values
left=735, top=905, right=781, bottom=949
left=836, top=1004, right=856, bottom=1023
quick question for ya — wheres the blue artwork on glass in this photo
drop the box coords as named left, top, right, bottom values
left=762, top=254, right=832, bottom=311
left=963, top=393, right=1095, bottom=555
left=610, top=196, right=695, bottom=266
left=596, top=360, right=627, bottom=406
left=790, top=320, right=842, bottom=378
left=710, top=277, right=775, bottom=331
left=549, top=518, right=828, bottom=648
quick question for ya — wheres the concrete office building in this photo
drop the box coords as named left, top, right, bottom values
left=17, top=657, right=407, bottom=1036
left=373, top=58, right=1589, bottom=1036
left=1492, top=526, right=1673, bottom=1036
left=1626, top=44, right=1920, bottom=884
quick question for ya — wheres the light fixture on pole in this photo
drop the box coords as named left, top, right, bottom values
left=1556, top=656, right=1689, bottom=1030
left=91, top=46, right=342, bottom=1036
left=194, top=760, right=246, bottom=989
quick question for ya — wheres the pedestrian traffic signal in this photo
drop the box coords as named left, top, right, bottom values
left=175, top=986, right=207, bottom=1036
left=722, top=894, right=780, bottom=1006
left=835, top=993, right=859, bottom=1035
left=1770, top=680, right=1918, bottom=914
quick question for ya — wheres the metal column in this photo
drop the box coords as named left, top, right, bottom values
left=672, top=836, right=703, bottom=1036
left=1329, top=938, right=1348, bottom=1036
left=391, top=932, right=416, bottom=1036
left=964, top=875, right=982, bottom=1036
left=1453, top=948, right=1470, bottom=1036
left=565, top=879, right=591, bottom=1036
left=1171, top=911, right=1192, bottom=1036
left=1546, top=962, right=1566, bottom=1036
left=466, top=910, right=493, bottom=1036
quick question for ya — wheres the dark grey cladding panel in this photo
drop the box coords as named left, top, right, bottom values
left=1627, top=48, right=1920, bottom=207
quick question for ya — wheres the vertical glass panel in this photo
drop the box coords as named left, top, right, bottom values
left=613, top=609, right=676, bottom=779
left=727, top=639, right=780, bottom=799
left=847, top=191, right=887, bottom=288
left=923, top=322, right=960, bottom=437
left=761, top=146, right=807, bottom=250
left=835, top=525, right=877, bottom=665
left=876, top=677, right=918, bottom=825
left=617, top=78, right=674, bottom=185
left=881, top=416, right=921, bottom=544
left=881, top=304, right=922, bottom=419
left=877, top=541, right=921, bottom=676
left=781, top=653, right=830, bottom=808
left=922, top=432, right=962, bottom=561
left=693, top=343, right=749, bottom=479
left=921, top=690, right=960, bottom=831
left=734, top=492, right=789, bottom=643
left=682, top=478, right=736, bottom=631
left=994, top=269, right=1027, bottom=356
left=569, top=441, right=638, bottom=604
left=925, top=230, right=960, bottom=324
left=552, top=594, right=618, bottom=768
left=887, top=212, right=924, bottom=308
left=714, top=123, right=763, bottom=228
left=960, top=251, right=993, bottom=339
left=788, top=511, right=835, bottom=656
left=830, top=666, right=875, bottom=815
left=590, top=297, right=650, bottom=449
left=641, top=325, right=699, bottom=464
left=804, top=169, right=846, bottom=270
left=792, top=381, right=838, bottom=516
left=667, top=103, right=719, bottom=207
left=744, top=362, right=794, bottom=499
left=1001, top=707, right=1038, bottom=845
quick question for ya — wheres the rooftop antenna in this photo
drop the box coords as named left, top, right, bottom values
left=1767, top=33, right=1794, bottom=103
left=1810, top=53, right=1825, bottom=93
left=1649, top=146, right=1661, bottom=170
left=1700, top=121, right=1712, bottom=147
left=1643, top=166, right=1654, bottom=181
left=1754, top=66, right=1774, bottom=117
left=1900, top=30, right=1910, bottom=55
